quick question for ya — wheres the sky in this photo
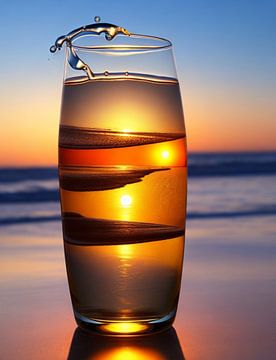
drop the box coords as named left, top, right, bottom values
left=0, top=0, right=275, bottom=166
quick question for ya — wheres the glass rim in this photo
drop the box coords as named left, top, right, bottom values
left=70, top=33, right=172, bottom=52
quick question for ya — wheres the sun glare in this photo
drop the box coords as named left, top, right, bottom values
left=120, top=194, right=132, bottom=207
left=161, top=150, right=170, bottom=159
left=118, top=244, right=133, bottom=258
left=94, top=347, right=163, bottom=360
left=101, top=322, right=148, bottom=334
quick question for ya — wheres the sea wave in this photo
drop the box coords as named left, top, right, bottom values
left=0, top=153, right=276, bottom=225
left=188, top=152, right=276, bottom=177
left=0, top=189, right=59, bottom=203
left=0, top=204, right=276, bottom=226
left=0, top=167, right=58, bottom=183
left=1, top=152, right=276, bottom=187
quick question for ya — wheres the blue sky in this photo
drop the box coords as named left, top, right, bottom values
left=1, top=0, right=275, bottom=84
left=0, top=0, right=276, bottom=164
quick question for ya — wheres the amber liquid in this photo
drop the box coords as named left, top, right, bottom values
left=59, top=75, right=187, bottom=334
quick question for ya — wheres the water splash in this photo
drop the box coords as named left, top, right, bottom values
left=50, top=45, right=57, bottom=53
left=50, top=17, right=130, bottom=79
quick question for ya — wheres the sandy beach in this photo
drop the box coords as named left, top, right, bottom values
left=0, top=214, right=275, bottom=359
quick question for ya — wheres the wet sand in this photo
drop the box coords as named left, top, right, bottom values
left=59, top=166, right=170, bottom=191
left=59, top=125, right=185, bottom=149
left=62, top=212, right=184, bottom=245
left=0, top=216, right=275, bottom=359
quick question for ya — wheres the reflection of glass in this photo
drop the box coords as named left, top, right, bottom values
left=67, top=327, right=185, bottom=360
left=56, top=18, right=187, bottom=335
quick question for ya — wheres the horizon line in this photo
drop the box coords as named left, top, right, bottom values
left=1, top=150, right=276, bottom=169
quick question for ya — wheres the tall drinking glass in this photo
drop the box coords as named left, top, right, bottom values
left=54, top=19, right=187, bottom=335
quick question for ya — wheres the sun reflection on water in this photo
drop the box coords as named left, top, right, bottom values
left=117, top=244, right=133, bottom=259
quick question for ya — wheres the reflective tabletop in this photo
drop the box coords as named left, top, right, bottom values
left=1, top=216, right=275, bottom=359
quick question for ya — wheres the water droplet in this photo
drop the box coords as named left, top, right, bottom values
left=104, top=71, right=109, bottom=76
left=125, top=71, right=129, bottom=76
left=94, top=16, right=101, bottom=23
left=49, top=45, right=57, bottom=53
left=105, top=34, right=112, bottom=41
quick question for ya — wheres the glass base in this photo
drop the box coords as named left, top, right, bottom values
left=74, top=310, right=176, bottom=336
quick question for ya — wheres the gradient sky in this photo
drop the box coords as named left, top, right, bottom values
left=1, top=0, right=275, bottom=166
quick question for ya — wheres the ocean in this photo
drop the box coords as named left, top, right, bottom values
left=1, top=152, right=276, bottom=225
left=1, top=151, right=276, bottom=360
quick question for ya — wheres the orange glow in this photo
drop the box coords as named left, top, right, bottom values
left=59, top=138, right=186, bottom=167
left=0, top=85, right=61, bottom=166
left=117, top=244, right=133, bottom=258
left=2, top=79, right=275, bottom=167
left=2, top=77, right=275, bottom=167
left=101, top=322, right=148, bottom=334
left=60, top=167, right=186, bottom=226
left=94, top=346, right=164, bottom=360
left=182, top=82, right=276, bottom=152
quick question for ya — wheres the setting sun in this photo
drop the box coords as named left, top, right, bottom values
left=117, top=244, right=133, bottom=258
left=161, top=150, right=170, bottom=159
left=120, top=194, right=132, bottom=207
left=59, top=137, right=186, bottom=167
